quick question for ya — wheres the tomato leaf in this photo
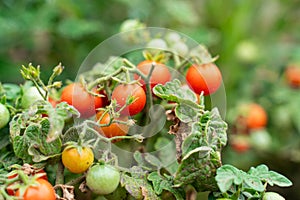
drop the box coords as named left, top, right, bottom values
left=215, top=165, right=244, bottom=193
left=174, top=108, right=227, bottom=192
left=12, top=118, right=62, bottom=163
left=148, top=172, right=185, bottom=199
left=153, top=79, right=200, bottom=123
left=153, top=79, right=198, bottom=103
left=47, top=101, right=80, bottom=141
left=248, top=164, right=292, bottom=187
left=174, top=103, right=198, bottom=123
left=120, top=167, right=159, bottom=200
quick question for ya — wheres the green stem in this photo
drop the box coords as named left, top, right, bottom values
left=55, top=161, right=65, bottom=196
left=87, top=66, right=129, bottom=90
left=0, top=187, right=14, bottom=200
left=65, top=175, right=86, bottom=186
left=32, top=79, right=47, bottom=100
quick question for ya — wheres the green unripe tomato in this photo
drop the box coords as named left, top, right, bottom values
left=263, top=192, right=285, bottom=200
left=21, top=86, right=45, bottom=108
left=0, top=103, right=10, bottom=129
left=86, top=164, right=120, bottom=195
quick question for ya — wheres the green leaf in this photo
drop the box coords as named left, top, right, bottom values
left=12, top=118, right=62, bottom=163
left=153, top=79, right=198, bottom=103
left=215, top=165, right=244, bottom=193
left=243, top=174, right=265, bottom=192
left=148, top=172, right=185, bottom=200
left=248, top=164, right=292, bottom=187
left=175, top=103, right=198, bottom=123
left=174, top=108, right=227, bottom=192
left=133, top=151, right=145, bottom=166
left=154, top=137, right=178, bottom=175
left=120, top=170, right=159, bottom=200
left=267, top=171, right=293, bottom=187
left=47, top=101, right=79, bottom=141
left=144, top=153, right=162, bottom=168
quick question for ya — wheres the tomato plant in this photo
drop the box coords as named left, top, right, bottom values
left=95, top=111, right=129, bottom=138
left=0, top=26, right=293, bottom=200
left=111, top=83, right=146, bottom=116
left=186, top=63, right=222, bottom=95
left=15, top=178, right=56, bottom=200
left=86, top=164, right=120, bottom=195
left=0, top=103, right=9, bottom=129
left=134, top=60, right=171, bottom=91
left=60, top=83, right=103, bottom=118
left=62, top=145, right=94, bottom=174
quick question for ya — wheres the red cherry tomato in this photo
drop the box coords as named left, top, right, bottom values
left=6, top=169, right=48, bottom=196
left=285, top=64, right=300, bottom=88
left=245, top=103, right=267, bottom=130
left=60, top=83, right=103, bottom=118
left=186, top=63, right=222, bottom=95
left=15, top=179, right=56, bottom=200
left=134, top=60, right=171, bottom=91
left=111, top=84, right=146, bottom=116
left=231, top=135, right=250, bottom=153
left=95, top=111, right=129, bottom=139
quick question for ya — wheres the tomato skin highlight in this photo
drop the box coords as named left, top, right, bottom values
left=95, top=111, right=129, bottom=138
left=86, top=164, right=120, bottom=195
left=60, top=83, right=103, bottom=118
left=62, top=147, right=94, bottom=174
left=186, top=63, right=222, bottom=95
left=111, top=84, right=146, bottom=116
left=15, top=179, right=56, bottom=200
left=134, top=60, right=171, bottom=91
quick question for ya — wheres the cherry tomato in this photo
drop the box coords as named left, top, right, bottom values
left=95, top=111, right=129, bottom=138
left=231, top=135, right=250, bottom=153
left=245, top=103, right=267, bottom=129
left=285, top=64, right=300, bottom=88
left=21, top=86, right=45, bottom=108
left=6, top=170, right=48, bottom=196
left=111, top=83, right=146, bottom=116
left=134, top=60, right=171, bottom=91
left=86, top=164, right=120, bottom=195
left=186, top=63, right=222, bottom=95
left=60, top=83, right=103, bottom=118
left=15, top=179, right=56, bottom=200
left=62, top=146, right=94, bottom=174
left=0, top=103, right=10, bottom=129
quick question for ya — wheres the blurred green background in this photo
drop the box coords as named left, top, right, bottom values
left=1, top=0, right=300, bottom=199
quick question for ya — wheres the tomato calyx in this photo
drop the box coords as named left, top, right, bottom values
left=6, top=164, right=48, bottom=196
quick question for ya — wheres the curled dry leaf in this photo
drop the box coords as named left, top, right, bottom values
left=54, top=184, right=75, bottom=200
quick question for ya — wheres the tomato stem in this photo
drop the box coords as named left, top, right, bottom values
left=65, top=175, right=86, bottom=186
left=55, top=160, right=65, bottom=196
